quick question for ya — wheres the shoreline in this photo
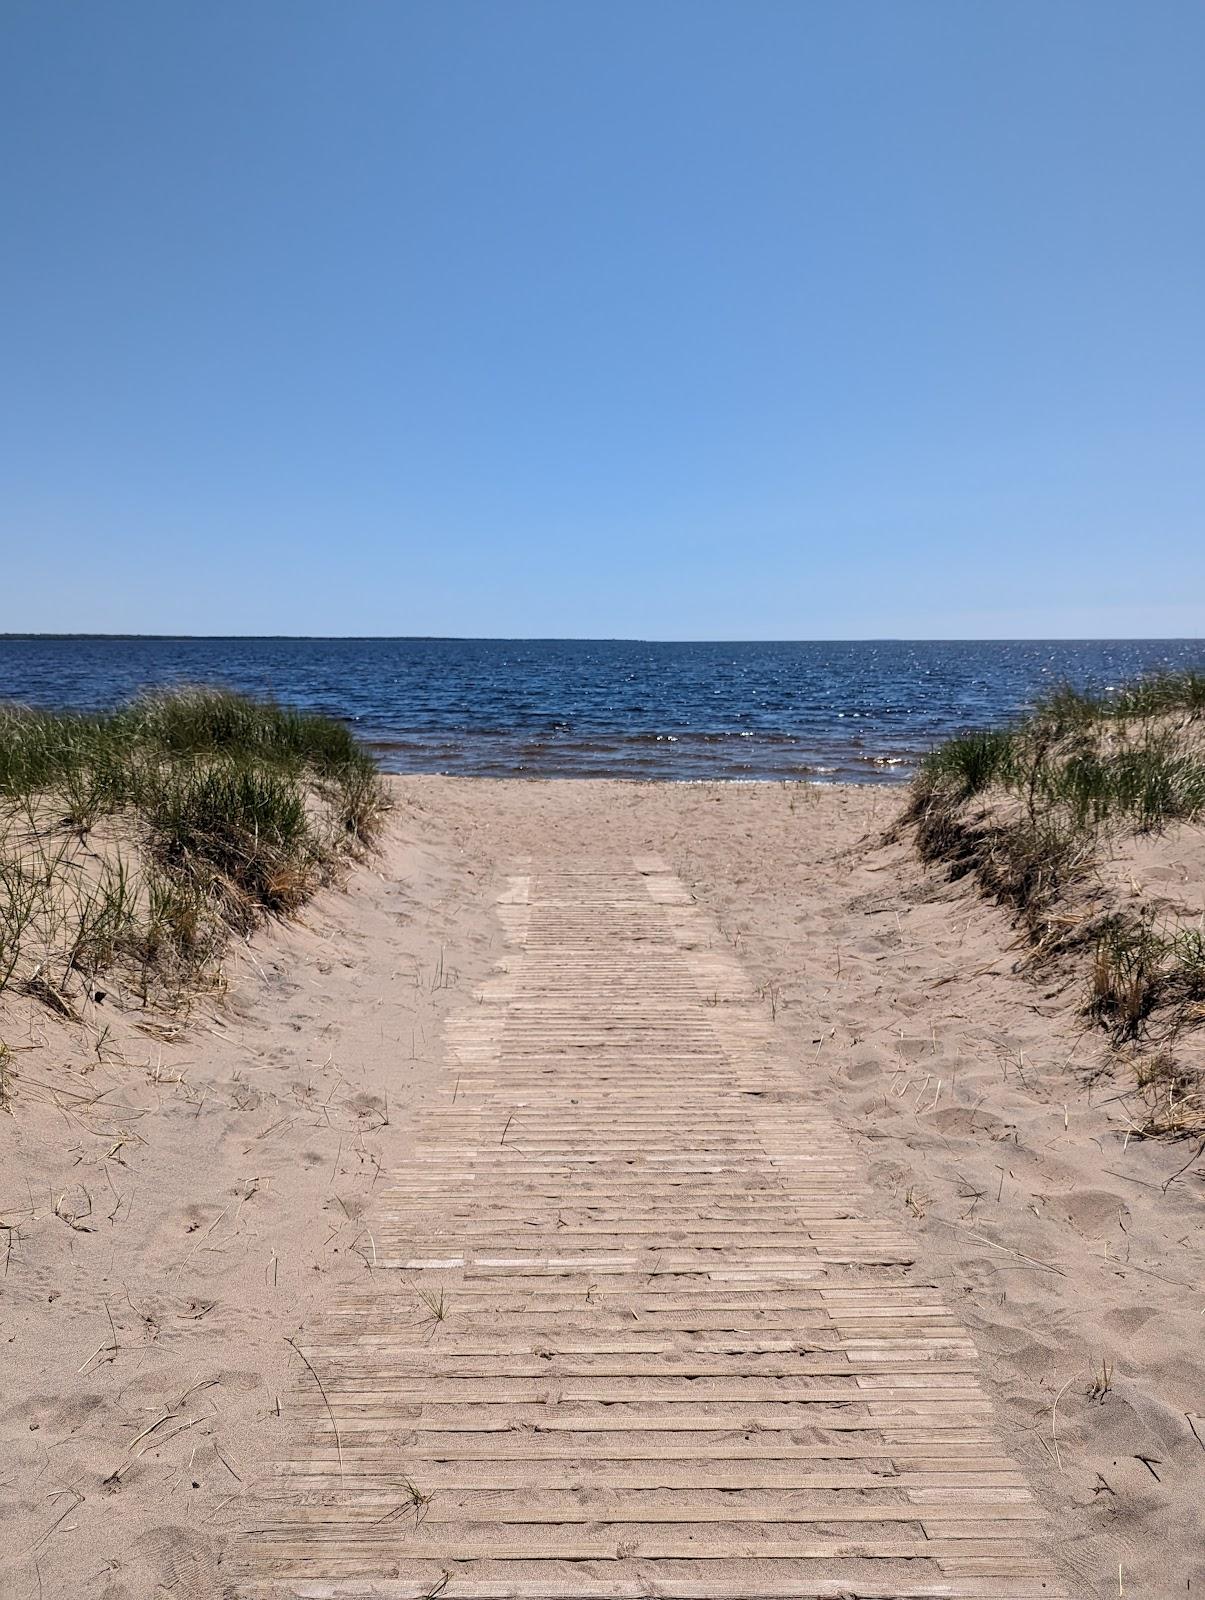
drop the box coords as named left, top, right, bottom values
left=371, top=770, right=912, bottom=784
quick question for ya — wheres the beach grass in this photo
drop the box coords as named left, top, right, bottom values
left=0, top=688, right=387, bottom=1013
left=916, top=672, right=1205, bottom=824
left=906, top=670, right=1205, bottom=1132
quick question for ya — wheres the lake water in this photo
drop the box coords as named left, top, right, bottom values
left=1, top=637, right=1201, bottom=782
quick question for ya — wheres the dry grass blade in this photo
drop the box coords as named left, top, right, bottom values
left=285, top=1334, right=344, bottom=1487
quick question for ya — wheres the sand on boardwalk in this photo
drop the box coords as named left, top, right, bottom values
left=2, top=776, right=1202, bottom=1598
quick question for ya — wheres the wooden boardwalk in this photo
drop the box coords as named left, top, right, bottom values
left=241, top=858, right=1065, bottom=1599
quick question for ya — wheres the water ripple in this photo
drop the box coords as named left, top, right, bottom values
left=1, top=637, right=1201, bottom=782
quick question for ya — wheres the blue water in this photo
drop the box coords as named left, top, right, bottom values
left=1, top=637, right=1202, bottom=782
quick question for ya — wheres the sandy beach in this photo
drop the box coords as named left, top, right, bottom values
left=3, top=776, right=1203, bottom=1599
left=8, top=2, right=1203, bottom=1591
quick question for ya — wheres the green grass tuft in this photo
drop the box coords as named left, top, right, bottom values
left=0, top=688, right=388, bottom=1016
left=145, top=760, right=318, bottom=925
left=918, top=728, right=1016, bottom=800
left=915, top=672, right=1205, bottom=835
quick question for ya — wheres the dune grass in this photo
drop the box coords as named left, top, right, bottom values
left=916, top=672, right=1205, bottom=826
left=910, top=672, right=1205, bottom=894
left=0, top=688, right=387, bottom=1015
left=906, top=670, right=1205, bottom=1134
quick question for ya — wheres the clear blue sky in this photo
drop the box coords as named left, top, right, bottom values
left=2, top=2, right=1202, bottom=638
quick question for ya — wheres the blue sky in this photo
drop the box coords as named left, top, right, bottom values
left=2, top=2, right=1203, bottom=638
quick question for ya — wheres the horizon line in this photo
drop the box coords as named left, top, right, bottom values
left=4, top=633, right=1204, bottom=646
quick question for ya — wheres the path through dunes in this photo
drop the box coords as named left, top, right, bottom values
left=241, top=856, right=1065, bottom=1599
